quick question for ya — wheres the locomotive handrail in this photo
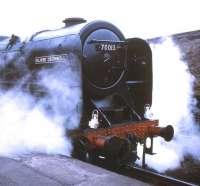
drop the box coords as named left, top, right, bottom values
left=88, top=39, right=127, bottom=45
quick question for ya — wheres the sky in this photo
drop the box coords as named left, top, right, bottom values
left=0, top=0, right=200, bottom=39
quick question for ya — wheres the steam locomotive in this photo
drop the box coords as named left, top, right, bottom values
left=0, top=18, right=174, bottom=168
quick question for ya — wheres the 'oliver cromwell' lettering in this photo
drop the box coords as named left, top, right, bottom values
left=35, top=54, right=70, bottom=64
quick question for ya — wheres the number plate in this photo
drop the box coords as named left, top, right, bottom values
left=96, top=44, right=118, bottom=52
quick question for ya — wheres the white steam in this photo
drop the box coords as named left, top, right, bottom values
left=38, top=62, right=82, bottom=130
left=0, top=53, right=82, bottom=157
left=137, top=38, right=200, bottom=172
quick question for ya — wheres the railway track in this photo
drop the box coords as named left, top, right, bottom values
left=121, top=166, right=197, bottom=186
left=91, top=158, right=197, bottom=185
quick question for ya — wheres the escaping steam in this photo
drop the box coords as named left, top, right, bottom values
left=0, top=51, right=82, bottom=157
left=139, top=37, right=200, bottom=172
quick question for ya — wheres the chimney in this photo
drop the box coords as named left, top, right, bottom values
left=63, top=17, right=86, bottom=27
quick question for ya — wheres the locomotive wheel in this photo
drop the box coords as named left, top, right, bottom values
left=72, top=136, right=90, bottom=161
left=104, top=137, right=133, bottom=169
left=72, top=136, right=98, bottom=163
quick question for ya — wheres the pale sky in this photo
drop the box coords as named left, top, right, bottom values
left=0, top=0, right=200, bottom=39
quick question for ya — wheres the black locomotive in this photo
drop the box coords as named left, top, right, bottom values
left=0, top=18, right=173, bottom=168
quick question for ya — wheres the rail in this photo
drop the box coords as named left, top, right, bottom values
left=121, top=166, right=197, bottom=186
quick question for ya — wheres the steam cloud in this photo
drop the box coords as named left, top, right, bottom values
left=0, top=50, right=82, bottom=157
left=138, top=38, right=200, bottom=172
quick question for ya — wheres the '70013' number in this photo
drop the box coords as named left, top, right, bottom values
left=99, top=44, right=116, bottom=51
